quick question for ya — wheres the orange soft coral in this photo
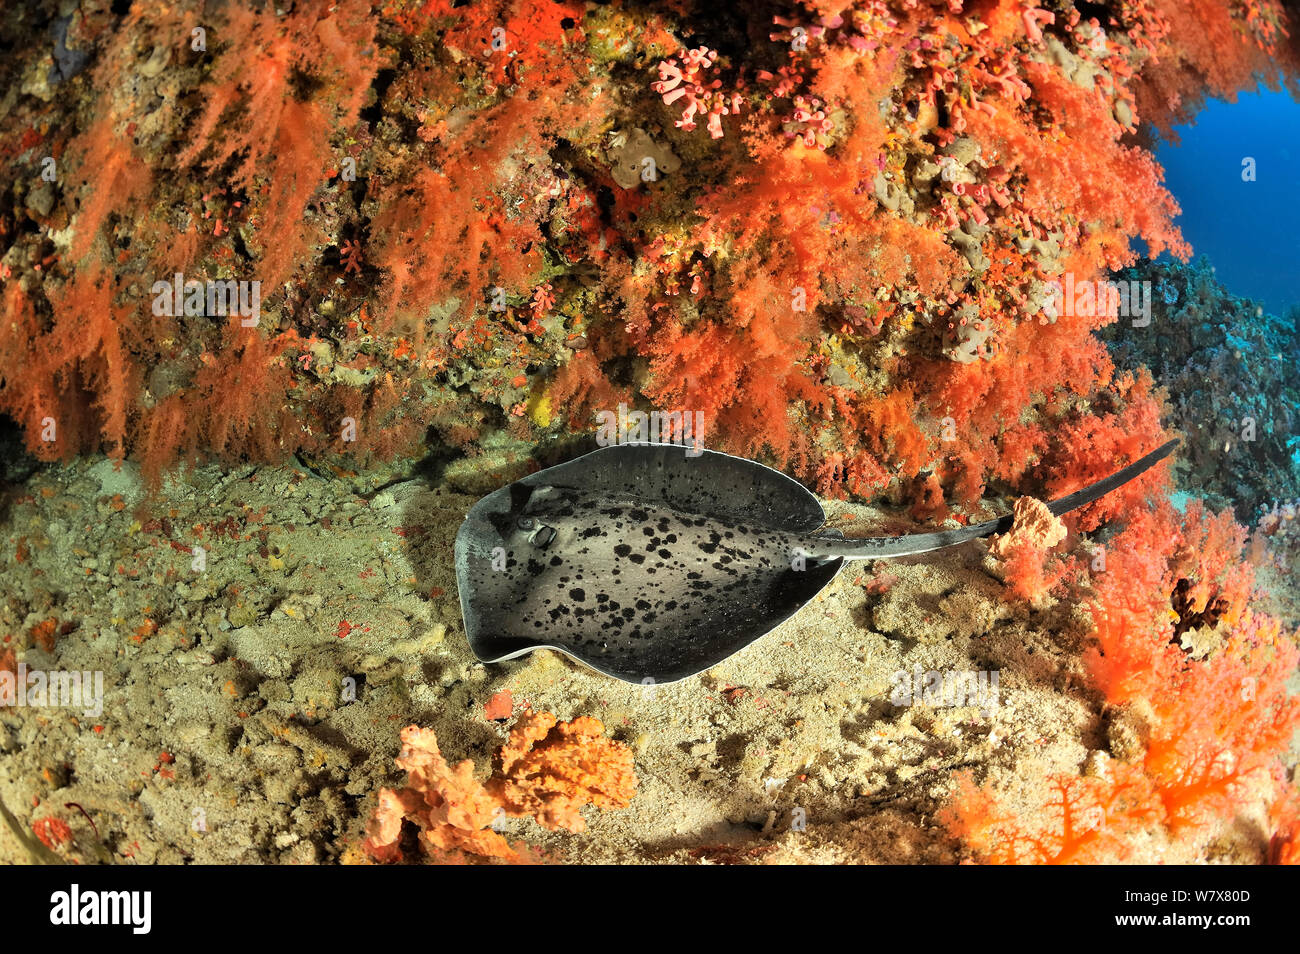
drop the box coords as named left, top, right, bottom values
left=364, top=712, right=636, bottom=863
left=988, top=496, right=1071, bottom=604
left=942, top=762, right=1164, bottom=864
left=488, top=712, right=639, bottom=833
left=365, top=724, right=518, bottom=862
left=2, top=0, right=1294, bottom=511
left=1142, top=613, right=1300, bottom=834
left=946, top=496, right=1300, bottom=863
left=1269, top=787, right=1300, bottom=865
left=945, top=611, right=1300, bottom=864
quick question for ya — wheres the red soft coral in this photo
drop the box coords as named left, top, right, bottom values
left=176, top=0, right=379, bottom=286
left=1037, top=371, right=1173, bottom=531
left=948, top=494, right=1300, bottom=863
left=941, top=763, right=1164, bottom=864
left=1143, top=613, right=1300, bottom=834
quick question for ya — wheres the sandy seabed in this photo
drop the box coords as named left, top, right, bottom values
left=0, top=453, right=1289, bottom=864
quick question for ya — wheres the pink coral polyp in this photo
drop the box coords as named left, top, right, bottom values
left=652, top=46, right=740, bottom=138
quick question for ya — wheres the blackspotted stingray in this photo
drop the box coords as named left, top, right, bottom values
left=455, top=439, right=1177, bottom=684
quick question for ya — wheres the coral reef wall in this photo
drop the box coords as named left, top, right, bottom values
left=1, top=0, right=1295, bottom=509
left=1101, top=257, right=1300, bottom=522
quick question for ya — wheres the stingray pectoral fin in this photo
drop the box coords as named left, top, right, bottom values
left=807, top=438, right=1179, bottom=561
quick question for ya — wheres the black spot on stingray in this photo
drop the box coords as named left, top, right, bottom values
left=570, top=587, right=586, bottom=602
left=549, top=556, right=563, bottom=567
left=665, top=534, right=677, bottom=543
left=643, top=526, right=655, bottom=536
left=597, top=593, right=609, bottom=603
left=664, top=600, right=678, bottom=611
left=635, top=599, right=651, bottom=611
left=687, top=572, right=702, bottom=580
left=700, top=542, right=718, bottom=554
left=622, top=607, right=636, bottom=620
left=614, top=544, right=632, bottom=558
left=580, top=526, right=602, bottom=539
left=658, top=549, right=671, bottom=559
left=527, top=559, right=547, bottom=575
left=629, top=553, right=645, bottom=564
left=629, top=508, right=649, bottom=522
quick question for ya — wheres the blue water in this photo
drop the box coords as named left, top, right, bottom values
left=1152, top=86, right=1300, bottom=318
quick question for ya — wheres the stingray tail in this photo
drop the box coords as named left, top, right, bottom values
left=806, top=438, right=1179, bottom=562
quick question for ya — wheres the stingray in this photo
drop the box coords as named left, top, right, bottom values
left=454, top=439, right=1178, bottom=684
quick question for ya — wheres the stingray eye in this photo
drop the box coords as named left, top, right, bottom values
left=517, top=517, right=535, bottom=531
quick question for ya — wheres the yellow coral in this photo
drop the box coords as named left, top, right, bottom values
left=527, top=387, right=552, bottom=428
